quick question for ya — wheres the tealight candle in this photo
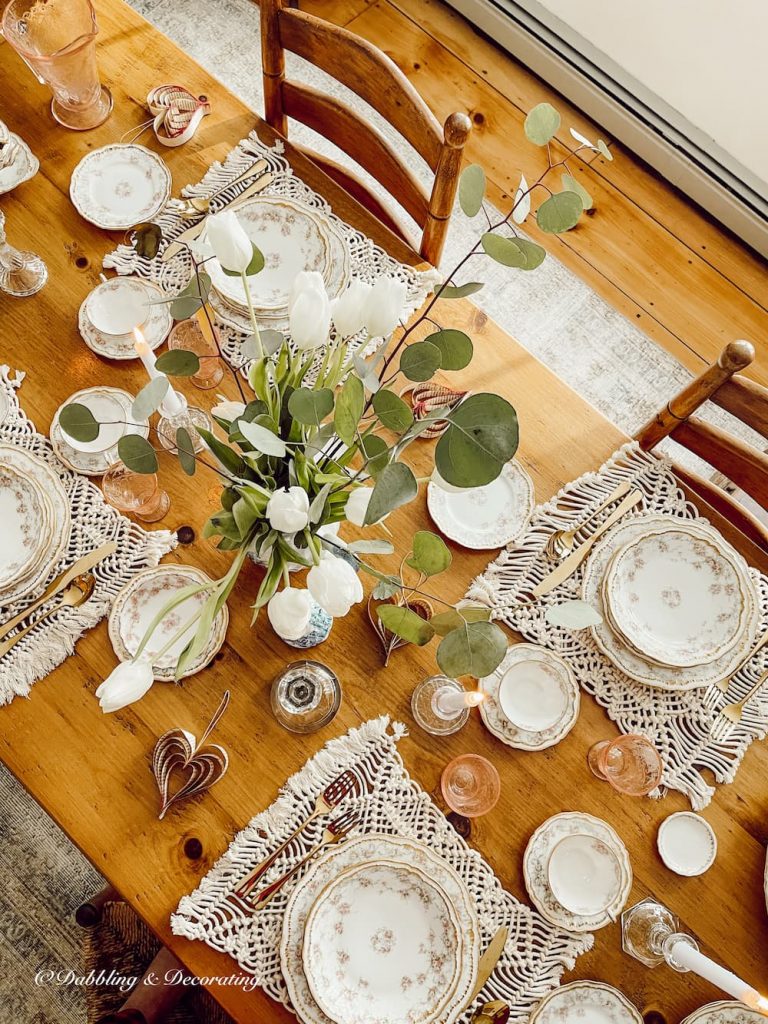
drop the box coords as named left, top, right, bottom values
left=133, top=328, right=184, bottom=416
left=434, top=686, right=486, bottom=717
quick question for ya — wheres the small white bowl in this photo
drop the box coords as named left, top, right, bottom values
left=85, top=277, right=150, bottom=336
left=657, top=812, right=717, bottom=876
left=547, top=833, right=623, bottom=915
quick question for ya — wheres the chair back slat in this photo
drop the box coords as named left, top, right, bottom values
left=712, top=374, right=768, bottom=440
left=672, top=417, right=768, bottom=510
left=672, top=460, right=768, bottom=552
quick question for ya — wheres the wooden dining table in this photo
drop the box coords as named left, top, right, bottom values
left=2, top=2, right=768, bottom=1021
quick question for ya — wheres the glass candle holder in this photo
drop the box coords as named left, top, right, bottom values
left=270, top=660, right=341, bottom=733
left=441, top=754, right=500, bottom=818
left=102, top=461, right=170, bottom=523
left=156, top=393, right=210, bottom=455
left=0, top=210, right=47, bottom=297
left=2, top=0, right=113, bottom=131
left=168, top=318, right=224, bottom=390
left=411, top=675, right=485, bottom=735
left=587, top=734, right=663, bottom=797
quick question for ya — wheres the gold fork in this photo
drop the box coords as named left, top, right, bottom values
left=709, top=668, right=768, bottom=742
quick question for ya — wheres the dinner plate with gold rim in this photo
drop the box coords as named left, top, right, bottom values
left=51, top=387, right=150, bottom=477
left=280, top=833, right=480, bottom=1024
left=682, top=1001, right=766, bottom=1024
left=0, top=463, right=48, bottom=591
left=530, top=980, right=643, bottom=1023
left=582, top=514, right=760, bottom=691
left=604, top=522, right=751, bottom=668
left=303, top=860, right=462, bottom=1024
left=79, top=280, right=171, bottom=360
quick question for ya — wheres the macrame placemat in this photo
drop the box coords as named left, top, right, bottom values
left=172, top=717, right=592, bottom=1022
left=103, top=131, right=439, bottom=372
left=467, top=442, right=768, bottom=810
left=0, top=368, right=176, bottom=705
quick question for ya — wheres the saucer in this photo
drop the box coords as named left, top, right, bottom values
left=85, top=277, right=152, bottom=335
left=530, top=981, right=643, bottom=1023
left=547, top=833, right=623, bottom=915
left=0, top=133, right=39, bottom=195
left=79, top=280, right=171, bottom=360
left=427, top=459, right=534, bottom=549
left=51, top=387, right=150, bottom=476
left=682, top=1002, right=766, bottom=1024
left=70, top=143, right=172, bottom=230
left=657, top=812, right=717, bottom=876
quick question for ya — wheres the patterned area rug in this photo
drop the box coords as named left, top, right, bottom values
left=2, top=1, right=757, bottom=1021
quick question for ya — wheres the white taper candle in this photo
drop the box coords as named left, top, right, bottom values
left=434, top=686, right=486, bottom=717
left=669, top=939, right=768, bottom=1014
left=133, top=328, right=184, bottom=416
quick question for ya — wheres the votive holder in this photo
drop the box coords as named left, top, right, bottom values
left=156, top=393, right=210, bottom=454
left=441, top=753, right=500, bottom=818
left=411, top=675, right=485, bottom=735
left=270, top=660, right=341, bottom=733
left=0, top=210, right=47, bottom=297
left=102, top=461, right=170, bottom=522
left=588, top=734, right=663, bottom=797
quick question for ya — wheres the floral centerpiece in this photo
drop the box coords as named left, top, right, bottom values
left=62, top=104, right=611, bottom=710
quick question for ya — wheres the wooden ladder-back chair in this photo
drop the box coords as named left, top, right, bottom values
left=635, top=340, right=768, bottom=551
left=260, top=0, right=471, bottom=265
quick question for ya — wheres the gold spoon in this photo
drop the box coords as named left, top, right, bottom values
left=175, top=159, right=268, bottom=218
left=472, top=1000, right=510, bottom=1024
left=0, top=574, right=96, bottom=658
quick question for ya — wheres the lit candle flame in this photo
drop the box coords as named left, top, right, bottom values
left=133, top=326, right=147, bottom=353
left=743, top=991, right=768, bottom=1017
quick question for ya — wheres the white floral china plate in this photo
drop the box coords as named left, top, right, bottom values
left=108, top=565, right=228, bottom=681
left=85, top=276, right=152, bottom=335
left=530, top=980, right=643, bottom=1022
left=51, top=387, right=149, bottom=476
left=582, top=514, right=760, bottom=691
left=70, top=143, right=172, bottom=230
left=657, top=811, right=717, bottom=877
left=0, top=445, right=71, bottom=606
left=682, top=1002, right=767, bottom=1023
left=79, top=280, right=171, bottom=360
left=604, top=523, right=750, bottom=667
left=427, top=459, right=535, bottom=549
left=304, top=860, right=461, bottom=1024
left=281, top=833, right=480, bottom=1024
left=479, top=643, right=579, bottom=751
left=0, top=463, right=48, bottom=591
left=0, top=133, right=39, bottom=195
left=523, top=812, right=632, bottom=932
left=547, top=833, right=623, bottom=915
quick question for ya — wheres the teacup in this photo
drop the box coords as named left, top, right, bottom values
left=86, top=277, right=150, bottom=336
left=546, top=833, right=622, bottom=915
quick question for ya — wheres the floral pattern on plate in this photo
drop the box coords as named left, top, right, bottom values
left=280, top=834, right=480, bottom=1024
left=681, top=1001, right=767, bottom=1024
left=427, top=459, right=535, bottom=550
left=523, top=812, right=632, bottom=932
left=0, top=466, right=47, bottom=587
left=304, top=861, right=460, bottom=1024
left=50, top=387, right=149, bottom=477
left=583, top=514, right=760, bottom=691
left=530, top=980, right=643, bottom=1022
left=78, top=280, right=171, bottom=360
left=479, top=643, right=579, bottom=751
left=108, top=565, right=228, bottom=681
left=605, top=525, right=749, bottom=667
left=70, top=144, right=172, bottom=230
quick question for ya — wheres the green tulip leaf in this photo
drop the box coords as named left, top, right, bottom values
left=238, top=419, right=287, bottom=457
left=288, top=387, right=334, bottom=427
left=372, top=390, right=414, bottom=432
left=334, top=373, right=365, bottom=445
left=435, top=393, right=519, bottom=487
left=436, top=281, right=484, bottom=300
left=155, top=349, right=201, bottom=377
left=406, top=530, right=451, bottom=578
left=459, top=163, right=486, bottom=218
left=131, top=376, right=169, bottom=420
left=361, top=434, right=390, bottom=478
left=59, top=402, right=99, bottom=443
left=561, top=172, right=593, bottom=210
left=377, top=603, right=435, bottom=646
left=117, top=434, right=158, bottom=475
left=536, top=191, right=583, bottom=234
left=524, top=102, right=561, bottom=145
left=400, top=340, right=442, bottom=382
left=176, top=427, right=196, bottom=476
left=437, top=620, right=508, bottom=677
left=430, top=605, right=491, bottom=636
left=347, top=538, right=395, bottom=555
left=197, top=427, right=248, bottom=475
left=364, top=461, right=417, bottom=524
left=425, top=329, right=473, bottom=370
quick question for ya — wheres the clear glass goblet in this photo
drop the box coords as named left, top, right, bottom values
left=441, top=754, right=500, bottom=818
left=587, top=734, right=663, bottom=796
left=270, top=660, right=341, bottom=733
left=168, top=318, right=224, bottom=390
left=102, top=461, right=170, bottom=523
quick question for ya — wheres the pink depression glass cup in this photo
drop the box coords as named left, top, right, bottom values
left=168, top=318, right=224, bottom=390
left=2, top=0, right=113, bottom=130
left=441, top=753, right=500, bottom=818
left=587, top=734, right=663, bottom=797
left=102, top=462, right=170, bottom=523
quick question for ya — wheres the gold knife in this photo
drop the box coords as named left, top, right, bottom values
left=532, top=488, right=643, bottom=598
left=466, top=926, right=508, bottom=1006
left=161, top=171, right=273, bottom=263
left=0, top=541, right=117, bottom=641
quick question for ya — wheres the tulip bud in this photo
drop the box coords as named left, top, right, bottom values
left=205, top=211, right=253, bottom=274
left=289, top=272, right=331, bottom=351
left=307, top=551, right=364, bottom=617
left=267, top=586, right=314, bottom=641
left=331, top=279, right=373, bottom=337
left=363, top=276, right=407, bottom=338
left=96, top=658, right=154, bottom=713
left=211, top=396, right=246, bottom=423
left=344, top=486, right=381, bottom=527
left=267, top=486, right=310, bottom=533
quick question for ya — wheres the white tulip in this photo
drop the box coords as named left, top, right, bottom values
left=267, top=586, right=314, bottom=641
left=266, top=486, right=310, bottom=533
left=345, top=486, right=384, bottom=527
left=308, top=551, right=364, bottom=618
left=205, top=211, right=253, bottom=274
left=211, top=396, right=246, bottom=422
left=96, top=658, right=154, bottom=714
left=363, top=276, right=407, bottom=338
left=289, top=273, right=331, bottom=351
left=331, top=279, right=373, bottom=337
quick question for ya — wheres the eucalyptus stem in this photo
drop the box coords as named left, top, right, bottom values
left=190, top=258, right=246, bottom=403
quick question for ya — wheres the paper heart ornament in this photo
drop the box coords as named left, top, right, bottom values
left=405, top=383, right=471, bottom=438
left=151, top=691, right=229, bottom=819
left=146, top=85, right=211, bottom=147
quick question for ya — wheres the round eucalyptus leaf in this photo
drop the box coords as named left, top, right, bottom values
left=238, top=419, right=287, bottom=458
left=364, top=461, right=417, bottom=524
left=437, top=281, right=484, bottom=300
left=400, top=341, right=441, bottom=382
left=334, top=374, right=365, bottom=445
left=155, top=349, right=201, bottom=377
left=59, top=402, right=99, bottom=443
left=544, top=599, right=602, bottom=629
left=597, top=139, right=613, bottom=161
left=435, top=393, right=519, bottom=487
left=515, top=238, right=547, bottom=271
left=481, top=232, right=527, bottom=268
left=429, top=605, right=491, bottom=636
left=372, top=390, right=413, bottom=432
left=561, top=172, right=593, bottom=211
left=425, top=329, right=473, bottom=370
left=175, top=427, right=196, bottom=476
left=377, top=603, right=435, bottom=646
left=117, top=434, right=158, bottom=474
left=361, top=434, right=390, bottom=478
left=131, top=376, right=169, bottom=420
left=524, top=102, right=561, bottom=145
left=436, top=620, right=507, bottom=677
left=459, top=163, right=486, bottom=218
left=536, top=191, right=583, bottom=234
left=406, top=530, right=451, bottom=577
left=288, top=387, right=334, bottom=426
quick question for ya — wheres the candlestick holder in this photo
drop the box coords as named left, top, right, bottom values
left=0, top=210, right=47, bottom=297
left=411, top=675, right=484, bottom=736
left=156, top=393, right=210, bottom=454
left=270, top=660, right=341, bottom=733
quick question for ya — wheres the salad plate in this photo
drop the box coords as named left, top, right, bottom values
left=303, top=860, right=461, bottom=1024
left=682, top=1002, right=766, bottom=1024
left=280, top=833, right=480, bottom=1024
left=51, top=387, right=149, bottom=476
left=479, top=643, right=579, bottom=751
left=604, top=523, right=750, bottom=667
left=79, top=280, right=171, bottom=360
left=70, top=143, right=171, bottom=230
left=85, top=276, right=152, bottom=335
left=108, top=565, right=228, bottom=681
left=523, top=811, right=631, bottom=932
left=427, top=459, right=535, bottom=549
left=547, top=833, right=623, bottom=915
left=530, top=980, right=643, bottom=1023
left=657, top=812, right=717, bottom=877
left=582, top=514, right=760, bottom=691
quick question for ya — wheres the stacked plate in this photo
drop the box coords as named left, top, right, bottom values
left=79, top=276, right=171, bottom=360
left=530, top=981, right=643, bottom=1023
left=0, top=445, right=71, bottom=607
left=207, top=195, right=351, bottom=333
left=523, top=812, right=632, bottom=932
left=583, top=513, right=760, bottom=690
left=682, top=1002, right=766, bottom=1024
left=280, top=833, right=480, bottom=1024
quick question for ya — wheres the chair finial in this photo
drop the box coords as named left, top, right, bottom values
left=444, top=111, right=471, bottom=148
left=719, top=340, right=755, bottom=372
